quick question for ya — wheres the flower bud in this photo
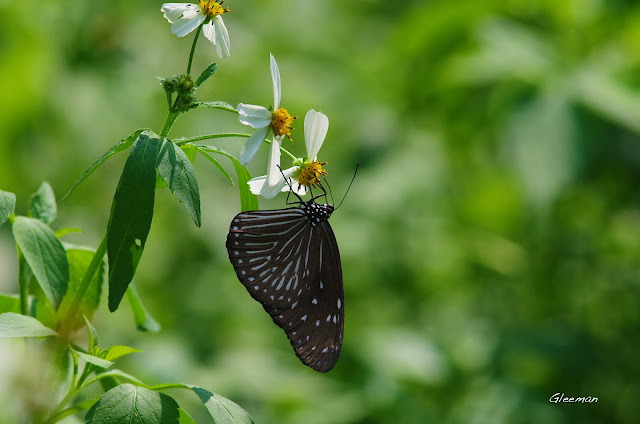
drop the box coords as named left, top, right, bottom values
left=178, top=74, right=195, bottom=92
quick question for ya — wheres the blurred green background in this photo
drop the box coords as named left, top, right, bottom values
left=2, top=0, right=640, bottom=422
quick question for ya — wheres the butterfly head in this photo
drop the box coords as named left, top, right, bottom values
left=301, top=200, right=334, bottom=227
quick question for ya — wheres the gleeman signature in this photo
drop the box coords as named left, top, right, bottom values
left=549, top=393, right=598, bottom=403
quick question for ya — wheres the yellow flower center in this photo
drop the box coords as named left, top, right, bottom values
left=199, top=0, right=230, bottom=17
left=271, top=108, right=297, bottom=140
left=297, top=161, right=328, bottom=188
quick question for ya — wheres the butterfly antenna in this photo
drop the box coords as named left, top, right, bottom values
left=278, top=165, right=303, bottom=204
left=324, top=179, right=335, bottom=205
left=335, top=162, right=358, bottom=210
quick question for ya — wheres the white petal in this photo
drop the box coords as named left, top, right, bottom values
left=270, top=54, right=281, bottom=110
left=304, top=109, right=329, bottom=160
left=170, top=11, right=206, bottom=37
left=283, top=179, right=308, bottom=196
left=213, top=16, right=230, bottom=58
left=260, top=167, right=297, bottom=199
left=161, top=3, right=198, bottom=23
left=202, top=20, right=216, bottom=44
left=239, top=127, right=269, bottom=165
left=265, top=136, right=283, bottom=187
left=237, top=104, right=272, bottom=128
left=248, top=175, right=267, bottom=195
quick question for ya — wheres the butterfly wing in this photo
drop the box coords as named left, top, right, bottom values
left=226, top=208, right=344, bottom=372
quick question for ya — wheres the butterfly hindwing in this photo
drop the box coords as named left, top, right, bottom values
left=226, top=202, right=344, bottom=372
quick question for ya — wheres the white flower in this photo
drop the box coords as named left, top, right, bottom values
left=248, top=110, right=329, bottom=199
left=237, top=54, right=297, bottom=170
left=161, top=2, right=231, bottom=58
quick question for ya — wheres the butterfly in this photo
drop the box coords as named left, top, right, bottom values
left=226, top=184, right=345, bottom=372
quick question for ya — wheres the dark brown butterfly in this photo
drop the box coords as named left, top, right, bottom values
left=226, top=190, right=344, bottom=372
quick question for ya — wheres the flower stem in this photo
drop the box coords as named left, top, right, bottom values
left=186, top=24, right=203, bottom=76
left=160, top=111, right=179, bottom=139
left=177, top=133, right=298, bottom=161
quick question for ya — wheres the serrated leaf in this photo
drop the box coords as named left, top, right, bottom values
left=194, top=146, right=234, bottom=185
left=75, top=350, right=114, bottom=369
left=189, top=386, right=255, bottom=424
left=157, top=140, right=201, bottom=227
left=0, top=190, right=16, bottom=225
left=104, top=345, right=142, bottom=361
left=85, top=384, right=179, bottom=424
left=29, top=181, right=57, bottom=224
left=195, top=62, right=218, bottom=87
left=126, top=285, right=161, bottom=332
left=0, top=312, right=59, bottom=337
left=192, top=101, right=236, bottom=112
left=0, top=294, right=20, bottom=313
left=63, top=129, right=148, bottom=201
left=195, top=145, right=258, bottom=211
left=55, top=248, right=105, bottom=331
left=107, top=133, right=159, bottom=312
left=12, top=216, right=69, bottom=309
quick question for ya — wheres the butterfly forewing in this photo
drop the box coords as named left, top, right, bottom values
left=226, top=202, right=344, bottom=372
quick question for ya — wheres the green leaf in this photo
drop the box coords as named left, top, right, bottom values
left=63, top=128, right=148, bottom=201
left=157, top=140, right=201, bottom=227
left=178, top=409, right=197, bottom=424
left=28, top=181, right=57, bottom=224
left=85, top=316, right=100, bottom=353
left=192, top=101, right=236, bottom=112
left=195, top=145, right=258, bottom=211
left=194, top=145, right=234, bottom=185
left=107, top=133, right=160, bottom=312
left=85, top=384, right=180, bottom=424
left=73, top=348, right=114, bottom=369
left=55, top=248, right=105, bottom=330
left=195, top=62, right=218, bottom=87
left=0, top=190, right=16, bottom=226
left=126, top=284, right=161, bottom=332
left=55, top=227, right=83, bottom=238
left=104, top=345, right=142, bottom=361
left=0, top=294, right=20, bottom=313
left=12, top=216, right=70, bottom=309
left=181, top=144, right=197, bottom=163
left=189, top=386, right=255, bottom=424
left=0, top=312, right=59, bottom=337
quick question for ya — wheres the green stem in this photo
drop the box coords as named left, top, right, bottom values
left=160, top=111, right=179, bottom=139
left=175, top=133, right=252, bottom=145
left=186, top=24, right=203, bottom=75
left=179, top=133, right=299, bottom=161
left=58, top=234, right=107, bottom=338
left=18, top=255, right=29, bottom=315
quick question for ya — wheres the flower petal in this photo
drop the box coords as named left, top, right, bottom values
left=270, top=54, right=281, bottom=110
left=282, top=179, right=308, bottom=196
left=213, top=16, right=230, bottom=58
left=260, top=167, right=298, bottom=199
left=170, top=11, right=206, bottom=37
left=248, top=175, right=267, bottom=195
left=304, top=109, right=329, bottom=160
left=239, top=127, right=269, bottom=165
left=202, top=19, right=216, bottom=44
left=161, top=3, right=198, bottom=23
left=265, top=136, right=283, bottom=187
left=237, top=104, right=272, bottom=128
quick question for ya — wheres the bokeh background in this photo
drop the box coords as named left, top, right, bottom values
left=2, top=0, right=640, bottom=422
